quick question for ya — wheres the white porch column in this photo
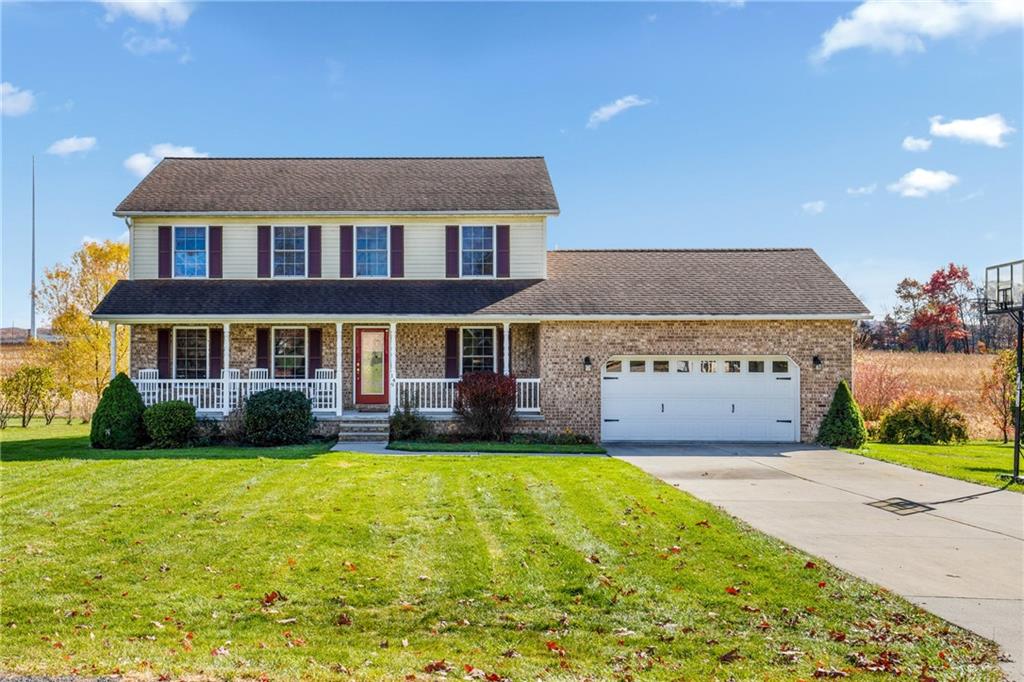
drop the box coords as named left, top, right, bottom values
left=388, top=321, right=397, bottom=414
left=502, top=322, right=510, bottom=376
left=109, top=323, right=117, bottom=381
left=222, top=323, right=231, bottom=415
left=335, top=322, right=343, bottom=417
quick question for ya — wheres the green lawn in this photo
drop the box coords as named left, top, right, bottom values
left=844, top=440, right=1024, bottom=492
left=388, top=440, right=607, bottom=455
left=1, top=422, right=1002, bottom=680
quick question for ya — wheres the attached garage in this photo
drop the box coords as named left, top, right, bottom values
left=600, top=355, right=800, bottom=442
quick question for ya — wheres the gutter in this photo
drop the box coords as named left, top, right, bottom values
left=114, top=209, right=561, bottom=218
left=92, top=312, right=872, bottom=324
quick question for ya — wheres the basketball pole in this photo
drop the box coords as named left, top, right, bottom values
left=1013, top=311, right=1022, bottom=483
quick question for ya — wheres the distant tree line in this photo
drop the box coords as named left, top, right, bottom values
left=856, top=263, right=1018, bottom=353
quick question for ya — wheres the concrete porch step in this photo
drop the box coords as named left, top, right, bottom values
left=336, top=431, right=389, bottom=442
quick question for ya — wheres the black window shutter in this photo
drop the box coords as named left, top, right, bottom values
left=257, top=226, right=271, bottom=278
left=496, top=225, right=510, bottom=278
left=256, top=328, right=270, bottom=369
left=444, top=328, right=459, bottom=378
left=209, top=226, right=223, bottom=278
left=445, top=225, right=459, bottom=278
left=308, top=327, right=322, bottom=373
left=495, top=327, right=504, bottom=375
left=158, top=226, right=172, bottom=278
left=209, top=328, right=223, bottom=378
left=308, top=226, right=321, bottom=278
left=157, top=328, right=171, bottom=378
left=390, top=225, right=404, bottom=278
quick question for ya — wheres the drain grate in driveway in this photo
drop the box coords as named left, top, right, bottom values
left=867, top=497, right=936, bottom=516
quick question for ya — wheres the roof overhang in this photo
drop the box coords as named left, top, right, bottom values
left=114, top=209, right=560, bottom=218
left=92, top=312, right=871, bottom=324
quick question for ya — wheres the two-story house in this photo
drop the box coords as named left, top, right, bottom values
left=93, top=156, right=869, bottom=442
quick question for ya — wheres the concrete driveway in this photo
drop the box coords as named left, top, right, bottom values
left=610, top=443, right=1024, bottom=680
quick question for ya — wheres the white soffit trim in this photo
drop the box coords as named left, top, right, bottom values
left=92, top=312, right=871, bottom=323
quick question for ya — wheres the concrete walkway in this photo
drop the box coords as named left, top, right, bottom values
left=610, top=443, right=1024, bottom=680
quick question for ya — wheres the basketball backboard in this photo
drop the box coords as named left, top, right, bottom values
left=984, top=260, right=1024, bottom=315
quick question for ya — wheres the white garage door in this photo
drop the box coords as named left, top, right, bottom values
left=601, top=355, right=799, bottom=442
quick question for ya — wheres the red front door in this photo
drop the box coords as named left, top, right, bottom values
left=355, top=328, right=389, bottom=404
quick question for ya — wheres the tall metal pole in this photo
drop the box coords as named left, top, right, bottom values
left=30, top=155, right=37, bottom=340
left=1014, top=313, right=1022, bottom=482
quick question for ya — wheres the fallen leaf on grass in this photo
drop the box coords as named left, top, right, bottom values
left=546, top=640, right=567, bottom=656
left=261, top=591, right=287, bottom=606
left=725, top=586, right=740, bottom=596
left=805, top=561, right=818, bottom=569
left=718, top=648, right=742, bottom=663
left=335, top=613, right=352, bottom=626
left=424, top=659, right=451, bottom=673
left=813, top=667, right=848, bottom=678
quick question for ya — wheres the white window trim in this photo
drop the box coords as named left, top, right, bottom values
left=271, top=225, right=308, bottom=279
left=458, top=325, right=497, bottom=375
left=171, top=225, right=209, bottom=279
left=458, top=224, right=497, bottom=279
left=354, top=225, right=391, bottom=279
left=172, top=326, right=210, bottom=379
left=271, top=326, right=309, bottom=379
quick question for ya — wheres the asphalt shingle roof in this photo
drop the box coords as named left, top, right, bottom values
left=114, top=157, right=559, bottom=214
left=93, top=249, right=869, bottom=318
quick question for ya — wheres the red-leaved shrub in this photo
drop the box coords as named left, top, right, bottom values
left=853, top=356, right=910, bottom=422
left=453, top=372, right=518, bottom=440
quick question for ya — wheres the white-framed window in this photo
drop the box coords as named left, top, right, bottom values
left=700, top=360, right=717, bottom=373
left=273, top=226, right=306, bottom=277
left=173, top=327, right=209, bottom=379
left=173, top=226, right=207, bottom=278
left=676, top=360, right=691, bottom=373
left=460, top=327, right=495, bottom=374
left=725, top=360, right=742, bottom=373
left=460, top=225, right=495, bottom=277
left=355, top=225, right=389, bottom=277
left=273, top=327, right=307, bottom=379
left=605, top=359, right=622, bottom=373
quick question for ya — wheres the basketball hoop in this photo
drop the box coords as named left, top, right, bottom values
left=984, top=259, right=1024, bottom=484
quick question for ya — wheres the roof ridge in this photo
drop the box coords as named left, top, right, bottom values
left=549, top=248, right=814, bottom=253
left=161, top=156, right=547, bottom=160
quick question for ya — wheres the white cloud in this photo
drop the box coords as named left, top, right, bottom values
left=813, top=0, right=1023, bottom=62
left=586, top=95, right=651, bottom=129
left=101, top=0, right=193, bottom=28
left=1, top=82, right=36, bottom=117
left=46, top=136, right=98, bottom=156
left=901, top=136, right=932, bottom=152
left=846, top=183, right=877, bottom=196
left=929, top=113, right=1015, bottom=147
left=123, top=30, right=178, bottom=55
left=801, top=200, right=826, bottom=215
left=124, top=142, right=209, bottom=177
left=705, top=0, right=746, bottom=7
left=887, top=168, right=959, bottom=197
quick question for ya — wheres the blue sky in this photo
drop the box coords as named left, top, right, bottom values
left=2, top=1, right=1021, bottom=327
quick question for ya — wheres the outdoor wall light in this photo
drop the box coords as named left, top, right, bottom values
left=812, top=355, right=823, bottom=370
left=583, top=356, right=593, bottom=371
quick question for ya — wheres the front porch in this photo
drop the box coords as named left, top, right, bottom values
left=116, top=321, right=542, bottom=417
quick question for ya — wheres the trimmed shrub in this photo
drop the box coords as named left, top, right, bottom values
left=91, top=373, right=147, bottom=449
left=877, top=394, right=969, bottom=445
left=389, top=401, right=434, bottom=441
left=244, top=389, right=313, bottom=445
left=143, top=400, right=196, bottom=448
left=817, top=380, right=868, bottom=449
left=510, top=430, right=594, bottom=446
left=453, top=372, right=517, bottom=441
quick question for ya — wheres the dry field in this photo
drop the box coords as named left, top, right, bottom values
left=854, top=350, right=999, bottom=440
left=0, top=343, right=40, bottom=377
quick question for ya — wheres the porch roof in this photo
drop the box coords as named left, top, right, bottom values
left=93, top=249, right=869, bottom=320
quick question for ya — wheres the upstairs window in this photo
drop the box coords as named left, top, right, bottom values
left=273, top=226, right=306, bottom=277
left=174, top=328, right=208, bottom=379
left=273, top=328, right=306, bottom=379
left=174, top=226, right=207, bottom=277
left=461, top=226, right=494, bottom=277
left=461, top=328, right=495, bottom=374
left=356, top=226, right=389, bottom=277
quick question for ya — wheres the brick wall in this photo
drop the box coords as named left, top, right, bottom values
left=536, top=319, right=853, bottom=443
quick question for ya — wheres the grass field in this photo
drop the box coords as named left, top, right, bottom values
left=0, top=422, right=1002, bottom=680
left=845, top=440, right=1024, bottom=492
left=388, top=440, right=607, bottom=454
left=854, top=350, right=997, bottom=439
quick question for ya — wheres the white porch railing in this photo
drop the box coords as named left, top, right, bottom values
left=395, top=378, right=541, bottom=413
left=132, top=375, right=540, bottom=415
left=134, top=377, right=338, bottom=413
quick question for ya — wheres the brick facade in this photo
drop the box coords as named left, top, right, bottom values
left=128, top=319, right=850, bottom=442
left=536, top=319, right=853, bottom=443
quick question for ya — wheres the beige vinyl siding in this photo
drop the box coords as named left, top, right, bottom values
left=509, top=222, right=546, bottom=279
left=404, top=224, right=445, bottom=278
left=222, top=225, right=257, bottom=278
left=129, top=215, right=549, bottom=280
left=132, top=224, right=159, bottom=279
left=321, top=225, right=340, bottom=278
